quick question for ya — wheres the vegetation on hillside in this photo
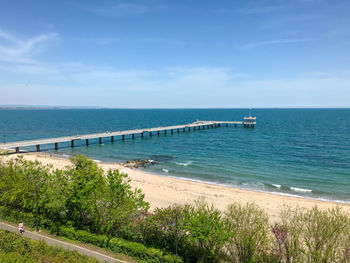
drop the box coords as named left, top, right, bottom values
left=0, top=229, right=98, bottom=263
left=1, top=155, right=350, bottom=262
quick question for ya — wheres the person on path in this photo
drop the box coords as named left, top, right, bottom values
left=18, top=221, right=24, bottom=234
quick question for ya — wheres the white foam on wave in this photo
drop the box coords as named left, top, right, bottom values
left=93, top=159, right=101, bottom=163
left=62, top=154, right=70, bottom=157
left=272, top=184, right=281, bottom=188
left=291, top=187, right=312, bottom=193
left=162, top=168, right=169, bottom=173
left=175, top=161, right=192, bottom=167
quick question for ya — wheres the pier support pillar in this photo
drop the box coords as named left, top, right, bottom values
left=183, top=128, right=185, bottom=132
left=71, top=140, right=74, bottom=148
left=122, top=135, right=125, bottom=140
left=99, top=137, right=102, bottom=144
left=218, top=124, right=221, bottom=127
left=15, top=147, right=19, bottom=153
left=150, top=131, right=152, bottom=137
left=226, top=123, right=228, bottom=127
left=177, top=128, right=180, bottom=133
left=86, top=139, right=89, bottom=146
left=171, top=129, right=173, bottom=134
left=141, top=132, right=144, bottom=139
left=198, top=126, right=200, bottom=130
left=164, top=130, right=167, bottom=135
left=36, top=145, right=40, bottom=152
left=54, top=143, right=58, bottom=150
left=235, top=124, right=237, bottom=127
left=132, top=134, right=135, bottom=139
left=157, top=131, right=160, bottom=136
left=207, top=125, right=210, bottom=129
left=194, top=126, right=196, bottom=131
left=111, top=136, right=114, bottom=142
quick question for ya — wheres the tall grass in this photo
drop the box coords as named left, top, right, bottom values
left=274, top=206, right=350, bottom=263
left=225, top=202, right=272, bottom=263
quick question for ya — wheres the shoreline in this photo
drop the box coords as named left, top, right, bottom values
left=2, top=152, right=350, bottom=223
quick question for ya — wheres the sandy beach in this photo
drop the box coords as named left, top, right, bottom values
left=2, top=152, right=350, bottom=223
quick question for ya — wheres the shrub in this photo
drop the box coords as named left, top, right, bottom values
left=58, top=226, right=109, bottom=248
left=225, top=202, right=272, bottom=263
left=0, top=205, right=36, bottom=228
left=182, top=198, right=229, bottom=262
left=141, top=205, right=185, bottom=251
left=0, top=230, right=98, bottom=263
left=276, top=205, right=350, bottom=263
left=109, top=237, right=182, bottom=263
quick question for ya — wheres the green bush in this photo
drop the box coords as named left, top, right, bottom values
left=109, top=237, right=182, bottom=263
left=0, top=206, right=36, bottom=228
left=58, top=226, right=181, bottom=262
left=0, top=229, right=98, bottom=263
left=182, top=198, right=229, bottom=262
left=225, top=202, right=272, bottom=263
left=58, top=226, right=109, bottom=248
left=276, top=206, right=350, bottom=263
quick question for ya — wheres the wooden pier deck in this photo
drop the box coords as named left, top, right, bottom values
left=0, top=120, right=256, bottom=153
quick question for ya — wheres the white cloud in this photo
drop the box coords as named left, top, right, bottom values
left=0, top=28, right=59, bottom=64
left=242, top=38, right=314, bottom=49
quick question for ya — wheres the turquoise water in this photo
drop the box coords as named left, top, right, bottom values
left=0, top=109, right=349, bottom=203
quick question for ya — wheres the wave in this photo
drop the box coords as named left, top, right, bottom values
left=290, top=187, right=312, bottom=193
left=272, top=184, right=281, bottom=188
left=137, top=169, right=350, bottom=205
left=93, top=159, right=101, bottom=163
left=175, top=161, right=192, bottom=167
left=162, top=168, right=169, bottom=173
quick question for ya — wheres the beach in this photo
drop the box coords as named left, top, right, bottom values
left=2, top=152, right=350, bottom=223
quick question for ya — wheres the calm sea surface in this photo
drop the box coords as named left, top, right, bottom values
left=0, top=109, right=349, bottom=203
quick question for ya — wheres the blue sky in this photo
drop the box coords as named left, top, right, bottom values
left=0, top=0, right=349, bottom=108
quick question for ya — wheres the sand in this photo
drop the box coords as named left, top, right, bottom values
left=2, top=152, right=350, bottom=223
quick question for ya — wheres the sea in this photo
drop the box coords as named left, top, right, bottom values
left=0, top=108, right=349, bottom=203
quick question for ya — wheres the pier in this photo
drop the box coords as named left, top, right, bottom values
left=0, top=119, right=256, bottom=153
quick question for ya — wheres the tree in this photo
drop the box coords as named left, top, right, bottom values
left=66, top=155, right=105, bottom=230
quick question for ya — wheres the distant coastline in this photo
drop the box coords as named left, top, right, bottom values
left=0, top=105, right=104, bottom=110
left=1, top=106, right=349, bottom=110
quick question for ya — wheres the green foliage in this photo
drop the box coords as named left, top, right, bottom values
left=182, top=198, right=229, bottom=262
left=57, top=225, right=181, bottom=263
left=276, top=205, right=350, bottom=263
left=0, top=229, right=98, bottom=263
left=0, top=206, right=37, bottom=228
left=0, top=150, right=9, bottom=156
left=225, top=202, right=271, bottom=263
left=141, top=205, right=185, bottom=252
left=94, top=169, right=149, bottom=238
left=0, top=156, right=49, bottom=213
left=59, top=226, right=109, bottom=248
left=2, top=155, right=350, bottom=263
left=66, top=155, right=106, bottom=229
left=0, top=155, right=149, bottom=236
left=109, top=237, right=181, bottom=263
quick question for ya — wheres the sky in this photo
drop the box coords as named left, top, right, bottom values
left=0, top=0, right=349, bottom=108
